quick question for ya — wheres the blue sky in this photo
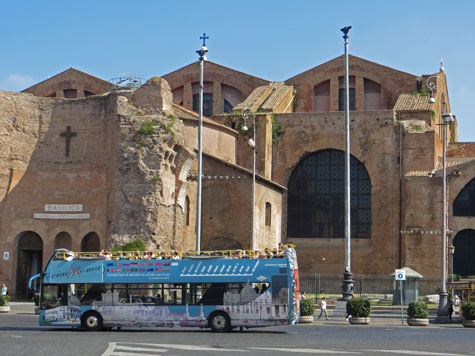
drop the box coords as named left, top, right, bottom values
left=1, top=1, right=474, bottom=141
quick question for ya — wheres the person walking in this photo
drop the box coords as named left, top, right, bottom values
left=318, top=296, right=329, bottom=320
left=1, top=284, right=7, bottom=296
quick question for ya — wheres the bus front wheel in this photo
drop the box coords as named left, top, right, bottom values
left=82, top=311, right=103, bottom=331
left=209, top=311, right=231, bottom=332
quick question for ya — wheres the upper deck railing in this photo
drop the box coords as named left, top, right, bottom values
left=53, top=244, right=296, bottom=262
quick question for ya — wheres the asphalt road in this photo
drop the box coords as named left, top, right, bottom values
left=1, top=302, right=474, bottom=356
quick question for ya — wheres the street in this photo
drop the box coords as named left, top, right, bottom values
left=1, top=302, right=474, bottom=356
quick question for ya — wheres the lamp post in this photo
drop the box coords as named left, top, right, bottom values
left=450, top=244, right=455, bottom=297
left=195, top=33, right=208, bottom=252
left=427, top=75, right=453, bottom=323
left=242, top=108, right=256, bottom=251
left=340, top=26, right=354, bottom=301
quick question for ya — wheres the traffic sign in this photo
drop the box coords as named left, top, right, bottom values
left=395, top=269, right=406, bottom=281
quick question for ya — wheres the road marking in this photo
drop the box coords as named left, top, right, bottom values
left=102, top=342, right=247, bottom=355
left=251, top=347, right=359, bottom=354
left=112, top=353, right=164, bottom=356
left=139, top=343, right=247, bottom=352
left=365, top=350, right=470, bottom=356
left=114, top=346, right=168, bottom=352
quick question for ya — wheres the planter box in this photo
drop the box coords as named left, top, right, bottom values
left=462, top=319, right=475, bottom=328
left=407, top=317, right=429, bottom=326
left=299, top=315, right=314, bottom=323
left=348, top=316, right=370, bottom=325
left=0, top=305, right=10, bottom=313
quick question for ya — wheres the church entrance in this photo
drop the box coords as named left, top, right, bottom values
left=15, top=231, right=43, bottom=299
left=453, top=229, right=475, bottom=277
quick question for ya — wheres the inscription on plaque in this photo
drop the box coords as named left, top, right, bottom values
left=34, top=213, right=90, bottom=220
left=34, top=204, right=90, bottom=220
left=45, top=204, right=83, bottom=212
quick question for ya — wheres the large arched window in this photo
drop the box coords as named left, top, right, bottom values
left=453, top=178, right=475, bottom=216
left=453, top=229, right=475, bottom=276
left=287, top=149, right=371, bottom=238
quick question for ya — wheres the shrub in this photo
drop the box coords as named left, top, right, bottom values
left=346, top=298, right=371, bottom=318
left=111, top=238, right=146, bottom=253
left=0, top=295, right=11, bottom=306
left=138, top=120, right=157, bottom=136
left=461, top=302, right=475, bottom=320
left=407, top=301, right=428, bottom=318
left=300, top=299, right=315, bottom=316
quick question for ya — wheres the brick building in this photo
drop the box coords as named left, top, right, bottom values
left=1, top=54, right=474, bottom=297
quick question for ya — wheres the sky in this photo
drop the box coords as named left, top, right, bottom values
left=1, top=1, right=474, bottom=141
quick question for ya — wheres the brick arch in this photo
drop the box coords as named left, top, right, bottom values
left=13, top=231, right=43, bottom=298
left=54, top=231, right=72, bottom=250
left=81, top=232, right=101, bottom=252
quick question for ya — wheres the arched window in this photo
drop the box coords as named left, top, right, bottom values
left=287, top=149, right=371, bottom=238
left=364, top=78, right=381, bottom=110
left=453, top=178, right=475, bottom=216
left=185, top=196, right=190, bottom=226
left=314, top=80, right=330, bottom=112
left=338, top=76, right=355, bottom=111
left=265, top=202, right=272, bottom=226
left=193, top=93, right=213, bottom=117
left=453, top=229, right=475, bottom=276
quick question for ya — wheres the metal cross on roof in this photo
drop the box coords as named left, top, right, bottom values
left=200, top=33, right=209, bottom=46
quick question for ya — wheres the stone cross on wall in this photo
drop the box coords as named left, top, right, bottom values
left=60, top=125, right=77, bottom=157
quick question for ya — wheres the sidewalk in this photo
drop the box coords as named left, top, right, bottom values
left=309, top=307, right=465, bottom=327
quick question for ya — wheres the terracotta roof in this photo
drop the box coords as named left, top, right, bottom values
left=393, top=94, right=433, bottom=112
left=406, top=158, right=475, bottom=177
left=233, top=83, right=293, bottom=113
left=447, top=142, right=475, bottom=152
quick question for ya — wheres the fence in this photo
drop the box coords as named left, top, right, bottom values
left=299, top=272, right=440, bottom=305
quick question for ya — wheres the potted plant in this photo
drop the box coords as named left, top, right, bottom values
left=461, top=302, right=475, bottom=328
left=0, top=294, right=11, bottom=313
left=346, top=298, right=371, bottom=325
left=299, top=299, right=315, bottom=323
left=407, top=301, right=429, bottom=326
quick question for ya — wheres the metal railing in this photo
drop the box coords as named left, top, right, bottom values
left=299, top=272, right=440, bottom=305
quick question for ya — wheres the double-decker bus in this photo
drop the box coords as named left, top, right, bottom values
left=31, top=246, right=300, bottom=332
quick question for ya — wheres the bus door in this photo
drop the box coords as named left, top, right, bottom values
left=270, top=275, right=289, bottom=320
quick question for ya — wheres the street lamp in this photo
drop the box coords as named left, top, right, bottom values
left=340, top=26, right=354, bottom=301
left=427, top=74, right=453, bottom=323
left=195, top=33, right=208, bottom=252
left=450, top=244, right=455, bottom=297
left=242, top=108, right=256, bottom=251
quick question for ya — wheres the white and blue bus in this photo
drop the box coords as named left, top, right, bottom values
left=31, top=247, right=300, bottom=332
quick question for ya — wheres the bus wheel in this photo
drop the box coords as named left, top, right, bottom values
left=82, top=312, right=103, bottom=331
left=209, top=311, right=231, bottom=332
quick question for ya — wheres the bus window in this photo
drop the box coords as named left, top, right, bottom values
left=199, top=283, right=226, bottom=305
left=41, top=285, right=68, bottom=309
left=271, top=275, right=289, bottom=304
left=79, top=284, right=106, bottom=305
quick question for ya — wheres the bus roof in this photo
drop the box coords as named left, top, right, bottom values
left=43, top=248, right=297, bottom=285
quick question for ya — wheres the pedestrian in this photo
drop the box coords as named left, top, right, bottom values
left=300, top=291, right=307, bottom=300
left=1, top=283, right=7, bottom=296
left=453, top=294, right=460, bottom=316
left=318, top=296, right=329, bottom=320
left=448, top=295, right=454, bottom=322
